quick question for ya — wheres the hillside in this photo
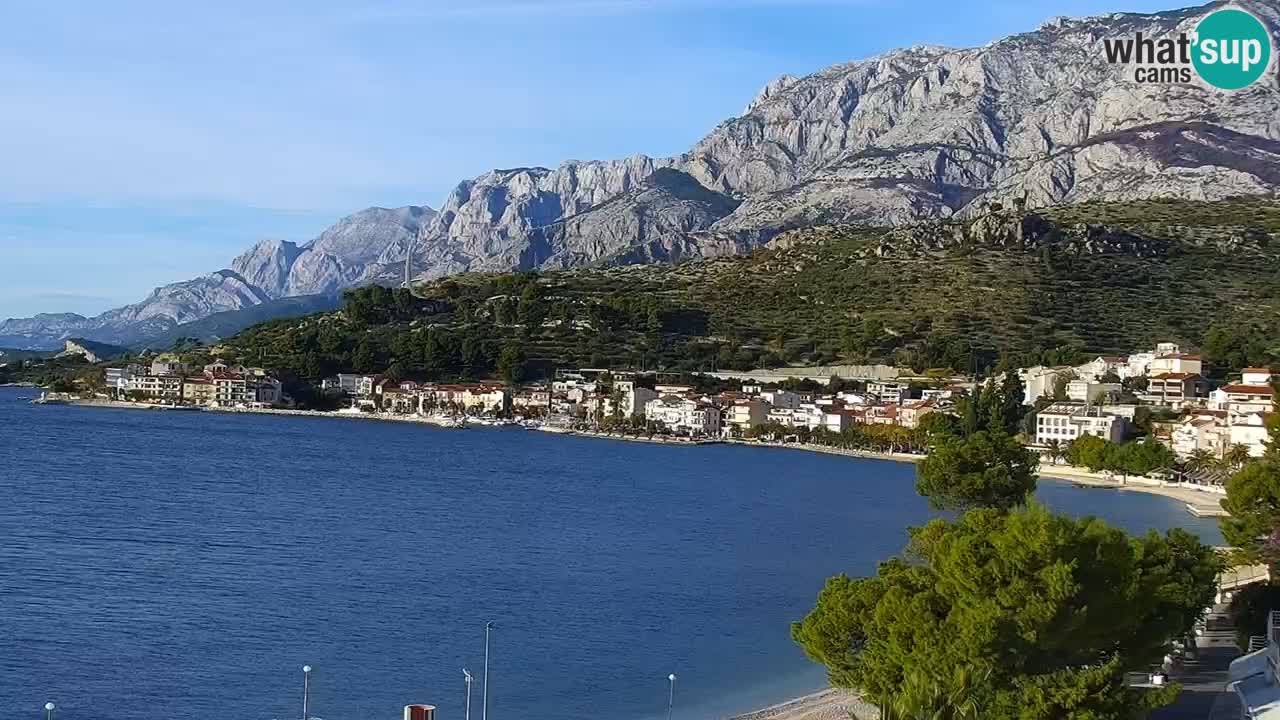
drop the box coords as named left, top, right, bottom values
left=218, top=198, right=1280, bottom=384
left=133, top=293, right=342, bottom=351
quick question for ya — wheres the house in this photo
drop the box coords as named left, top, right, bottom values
left=1065, top=380, right=1121, bottom=404
left=182, top=377, right=215, bottom=405
left=614, top=380, right=658, bottom=418
left=1144, top=373, right=1208, bottom=407
left=211, top=373, right=252, bottom=406
left=1150, top=352, right=1204, bottom=377
left=725, top=398, right=770, bottom=433
left=867, top=381, right=911, bottom=405
left=898, top=399, right=939, bottom=429
left=150, top=359, right=186, bottom=376
left=1019, top=366, right=1073, bottom=405
left=126, top=374, right=184, bottom=400
left=821, top=408, right=861, bottom=433
left=1244, top=368, right=1275, bottom=386
left=420, top=383, right=510, bottom=414
left=355, top=375, right=380, bottom=398
left=644, top=396, right=721, bottom=436
left=1170, top=415, right=1229, bottom=457
left=105, top=365, right=145, bottom=394
left=1230, top=412, right=1274, bottom=458
left=377, top=380, right=417, bottom=414
left=513, top=388, right=552, bottom=410
left=1034, top=402, right=1127, bottom=445
left=1078, top=355, right=1130, bottom=380
left=1213, top=383, right=1276, bottom=416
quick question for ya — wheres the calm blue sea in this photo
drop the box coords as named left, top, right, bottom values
left=0, top=387, right=1223, bottom=720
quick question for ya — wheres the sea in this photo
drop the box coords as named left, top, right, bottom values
left=0, top=387, right=1224, bottom=720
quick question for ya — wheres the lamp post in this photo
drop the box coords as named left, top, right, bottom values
left=44, top=703, right=55, bottom=720
left=482, top=621, right=495, bottom=720
left=302, top=665, right=313, bottom=720
left=667, top=673, right=677, bottom=720
left=463, top=668, right=474, bottom=720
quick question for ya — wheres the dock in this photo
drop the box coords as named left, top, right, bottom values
left=1187, top=502, right=1229, bottom=518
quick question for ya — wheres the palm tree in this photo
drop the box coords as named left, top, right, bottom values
left=1045, top=439, right=1065, bottom=466
left=1187, top=448, right=1215, bottom=474
left=885, top=667, right=987, bottom=720
left=1226, top=443, right=1254, bottom=471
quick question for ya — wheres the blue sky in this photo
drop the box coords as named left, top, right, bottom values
left=0, top=0, right=1180, bottom=320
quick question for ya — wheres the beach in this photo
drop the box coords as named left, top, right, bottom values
left=727, top=689, right=876, bottom=720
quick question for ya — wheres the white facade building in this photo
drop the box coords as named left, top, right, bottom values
left=645, top=396, right=722, bottom=436
left=1034, top=402, right=1127, bottom=445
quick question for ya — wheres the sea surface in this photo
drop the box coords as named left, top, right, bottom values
left=0, top=387, right=1224, bottom=720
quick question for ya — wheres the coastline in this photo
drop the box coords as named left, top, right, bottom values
left=725, top=689, right=874, bottom=720
left=47, top=396, right=1229, bottom=513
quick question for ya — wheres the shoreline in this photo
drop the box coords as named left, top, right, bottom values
left=725, top=688, right=874, bottom=720
left=44, top=396, right=1229, bottom=513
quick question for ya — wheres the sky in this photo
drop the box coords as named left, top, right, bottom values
left=0, top=0, right=1182, bottom=320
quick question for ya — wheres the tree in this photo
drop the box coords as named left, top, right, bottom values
left=496, top=344, right=526, bottom=385
left=1044, top=439, right=1066, bottom=466
left=1220, top=459, right=1280, bottom=563
left=792, top=504, right=1219, bottom=720
left=1226, top=443, right=1254, bottom=471
left=1228, top=582, right=1280, bottom=650
left=915, top=431, right=1038, bottom=511
left=1186, top=448, right=1216, bottom=474
left=1067, top=434, right=1109, bottom=472
left=916, top=412, right=962, bottom=446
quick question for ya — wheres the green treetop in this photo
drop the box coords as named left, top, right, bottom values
left=915, top=431, right=1038, bottom=511
left=792, top=504, right=1220, bottom=720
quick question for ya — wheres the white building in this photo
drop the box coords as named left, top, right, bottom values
left=1170, top=415, right=1229, bottom=457
left=1066, top=380, right=1121, bottom=404
left=1230, top=412, right=1274, bottom=458
left=1034, top=402, right=1127, bottom=445
left=645, top=396, right=721, bottom=436
left=867, top=381, right=910, bottom=405
left=1213, top=383, right=1275, bottom=416
left=1151, top=352, right=1203, bottom=377
left=1020, top=366, right=1073, bottom=405
left=1074, top=356, right=1130, bottom=381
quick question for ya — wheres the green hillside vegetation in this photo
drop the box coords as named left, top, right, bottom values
left=217, top=197, right=1280, bottom=386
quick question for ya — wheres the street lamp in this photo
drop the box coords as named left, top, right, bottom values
left=482, top=621, right=496, bottom=720
left=667, top=673, right=677, bottom=720
left=44, top=702, right=55, bottom=720
left=463, top=668, right=474, bottom=720
left=302, top=665, right=313, bottom=720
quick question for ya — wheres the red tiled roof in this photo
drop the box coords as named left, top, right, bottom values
left=1156, top=353, right=1202, bottom=360
left=1221, top=384, right=1275, bottom=395
left=1244, top=368, right=1275, bottom=374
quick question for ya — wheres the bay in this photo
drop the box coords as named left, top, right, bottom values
left=0, top=388, right=1223, bottom=720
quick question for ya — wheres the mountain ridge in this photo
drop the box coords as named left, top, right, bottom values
left=7, top=0, right=1280, bottom=348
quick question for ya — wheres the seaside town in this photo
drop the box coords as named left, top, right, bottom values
left=29, top=338, right=1276, bottom=494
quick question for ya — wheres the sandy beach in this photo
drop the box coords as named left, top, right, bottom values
left=727, top=689, right=875, bottom=720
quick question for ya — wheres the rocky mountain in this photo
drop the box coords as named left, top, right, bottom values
left=55, top=338, right=129, bottom=364
left=0, top=206, right=434, bottom=349
left=9, top=0, right=1280, bottom=347
left=399, top=0, right=1280, bottom=280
